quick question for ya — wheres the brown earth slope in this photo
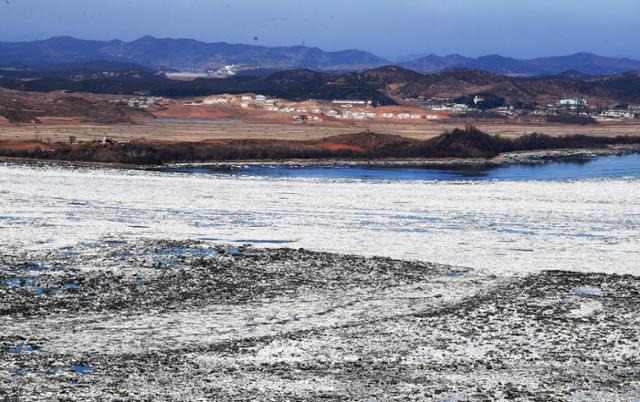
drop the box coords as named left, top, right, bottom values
left=0, top=88, right=152, bottom=124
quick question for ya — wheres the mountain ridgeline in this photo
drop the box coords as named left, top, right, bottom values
left=3, top=64, right=640, bottom=106
left=398, top=53, right=640, bottom=76
left=2, top=36, right=640, bottom=76
left=0, top=36, right=388, bottom=72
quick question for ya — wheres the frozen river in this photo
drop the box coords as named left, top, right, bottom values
left=2, top=159, right=640, bottom=400
left=1, top=161, right=639, bottom=275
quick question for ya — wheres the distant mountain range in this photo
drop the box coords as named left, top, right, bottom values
left=0, top=36, right=387, bottom=72
left=398, top=53, right=640, bottom=76
left=1, top=36, right=640, bottom=76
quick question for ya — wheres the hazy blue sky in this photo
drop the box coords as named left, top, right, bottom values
left=1, top=0, right=638, bottom=59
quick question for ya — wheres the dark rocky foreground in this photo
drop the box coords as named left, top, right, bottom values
left=1, top=240, right=639, bottom=401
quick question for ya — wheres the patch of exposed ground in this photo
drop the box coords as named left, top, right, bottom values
left=1, top=239, right=638, bottom=400
left=2, top=118, right=640, bottom=146
left=0, top=88, right=151, bottom=124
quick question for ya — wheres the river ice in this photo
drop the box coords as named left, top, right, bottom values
left=1, top=162, right=638, bottom=275
left=2, top=161, right=640, bottom=400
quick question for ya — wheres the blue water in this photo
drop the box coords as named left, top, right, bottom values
left=179, top=154, right=640, bottom=181
left=9, top=343, right=34, bottom=353
left=67, top=364, right=94, bottom=374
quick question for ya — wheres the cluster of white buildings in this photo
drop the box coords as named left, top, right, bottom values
left=330, top=100, right=374, bottom=109
left=213, top=65, right=240, bottom=77
left=496, top=106, right=517, bottom=116
left=109, top=96, right=164, bottom=109
left=426, top=103, right=473, bottom=114
left=423, top=98, right=475, bottom=114
left=598, top=109, right=636, bottom=120
left=335, top=111, right=378, bottom=120
left=188, top=94, right=443, bottom=121
left=202, top=97, right=230, bottom=105
left=333, top=111, right=423, bottom=120
left=558, top=98, right=588, bottom=108
left=267, top=105, right=309, bottom=114
left=398, top=113, right=423, bottom=119
left=420, top=95, right=640, bottom=121
left=270, top=100, right=429, bottom=121
left=238, top=94, right=277, bottom=108
left=553, top=98, right=640, bottom=120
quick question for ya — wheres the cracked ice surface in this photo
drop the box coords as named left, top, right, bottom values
left=1, top=162, right=639, bottom=275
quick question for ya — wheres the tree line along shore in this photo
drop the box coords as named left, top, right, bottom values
left=0, top=126, right=639, bottom=166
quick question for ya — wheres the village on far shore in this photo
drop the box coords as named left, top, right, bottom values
left=107, top=90, right=640, bottom=127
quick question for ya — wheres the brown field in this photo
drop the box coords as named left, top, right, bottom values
left=1, top=119, right=640, bottom=145
left=1, top=90, right=640, bottom=144
left=3, top=126, right=638, bottom=166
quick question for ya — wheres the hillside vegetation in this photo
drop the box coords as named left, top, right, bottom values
left=3, top=64, right=640, bottom=105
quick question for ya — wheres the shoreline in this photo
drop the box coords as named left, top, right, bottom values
left=2, top=144, right=638, bottom=172
left=162, top=144, right=640, bottom=170
left=2, top=127, right=640, bottom=168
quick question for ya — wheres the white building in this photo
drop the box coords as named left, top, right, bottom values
left=332, top=100, right=368, bottom=105
left=203, top=97, right=230, bottom=105
left=214, top=65, right=239, bottom=77
left=338, top=111, right=369, bottom=120
left=451, top=104, right=471, bottom=113
left=559, top=98, right=588, bottom=107
left=600, top=110, right=635, bottom=119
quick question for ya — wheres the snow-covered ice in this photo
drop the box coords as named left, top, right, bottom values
left=2, top=160, right=640, bottom=400
left=1, top=162, right=638, bottom=275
